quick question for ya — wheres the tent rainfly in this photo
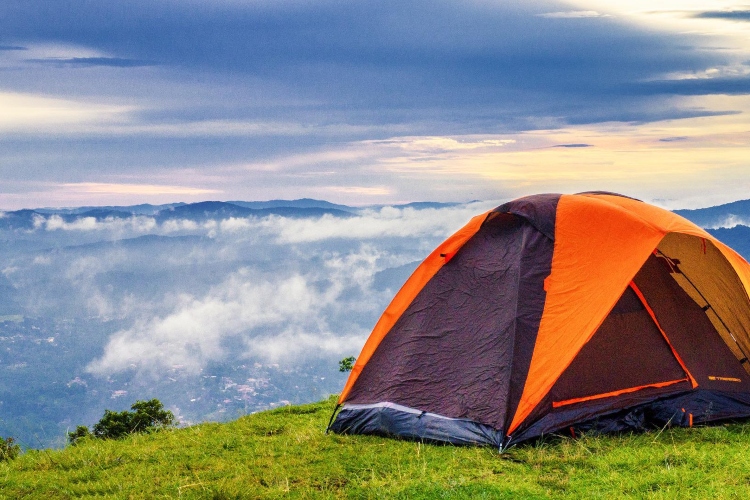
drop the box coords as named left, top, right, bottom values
left=329, top=192, right=750, bottom=449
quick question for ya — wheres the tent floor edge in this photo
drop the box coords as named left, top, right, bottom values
left=328, top=392, right=750, bottom=448
left=511, top=388, right=750, bottom=445
left=329, top=402, right=505, bottom=448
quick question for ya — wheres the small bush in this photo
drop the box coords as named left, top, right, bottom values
left=67, top=425, right=92, bottom=446
left=339, top=356, right=355, bottom=372
left=0, top=436, right=20, bottom=461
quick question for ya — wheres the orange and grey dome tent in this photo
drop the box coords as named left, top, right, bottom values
left=329, top=192, right=750, bottom=448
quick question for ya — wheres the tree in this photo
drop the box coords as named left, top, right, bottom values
left=129, top=399, right=176, bottom=433
left=92, top=409, right=134, bottom=440
left=0, top=436, right=20, bottom=461
left=339, top=356, right=356, bottom=372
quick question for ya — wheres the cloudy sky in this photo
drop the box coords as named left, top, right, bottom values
left=1, top=0, right=750, bottom=210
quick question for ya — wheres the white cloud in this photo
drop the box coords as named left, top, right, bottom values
left=33, top=200, right=498, bottom=242
left=86, top=271, right=313, bottom=373
left=708, top=215, right=750, bottom=229
left=26, top=203, right=494, bottom=245
left=538, top=11, right=610, bottom=19
left=2, top=266, right=19, bottom=277
left=39, top=214, right=158, bottom=233
left=369, top=136, right=516, bottom=152
left=64, top=254, right=123, bottom=318
left=0, top=92, right=133, bottom=132
left=33, top=255, right=52, bottom=265
left=8, top=42, right=104, bottom=61
left=218, top=217, right=252, bottom=232
left=97, top=120, right=394, bottom=138
left=656, top=64, right=750, bottom=81
left=253, top=202, right=497, bottom=243
left=161, top=219, right=200, bottom=232
left=86, top=246, right=387, bottom=375
left=45, top=215, right=98, bottom=231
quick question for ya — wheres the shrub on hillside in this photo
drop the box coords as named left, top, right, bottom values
left=339, top=356, right=355, bottom=372
left=0, top=436, right=20, bottom=461
left=93, top=408, right=135, bottom=440
left=69, top=399, right=176, bottom=444
left=67, top=425, right=92, bottom=446
left=128, top=399, right=176, bottom=433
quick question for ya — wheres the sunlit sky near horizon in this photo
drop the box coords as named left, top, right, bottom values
left=2, top=0, right=750, bottom=210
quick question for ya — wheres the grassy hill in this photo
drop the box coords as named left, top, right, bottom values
left=2, top=396, right=750, bottom=498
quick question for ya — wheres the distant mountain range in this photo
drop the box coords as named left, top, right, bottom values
left=33, top=202, right=186, bottom=216
left=675, top=199, right=750, bottom=229
left=4, top=196, right=750, bottom=232
left=670, top=199, right=750, bottom=255
left=227, top=199, right=354, bottom=212
left=0, top=199, right=470, bottom=230
left=155, top=201, right=353, bottom=221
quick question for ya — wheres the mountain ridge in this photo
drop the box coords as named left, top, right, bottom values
left=674, top=198, right=750, bottom=228
left=4, top=196, right=750, bottom=230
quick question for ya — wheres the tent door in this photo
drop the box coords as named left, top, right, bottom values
left=548, top=283, right=692, bottom=409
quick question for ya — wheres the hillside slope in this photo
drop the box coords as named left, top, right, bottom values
left=2, top=396, right=750, bottom=498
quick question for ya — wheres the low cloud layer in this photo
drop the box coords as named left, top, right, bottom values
left=4, top=203, right=494, bottom=377
left=28, top=201, right=495, bottom=241
left=708, top=215, right=750, bottom=229
left=9, top=198, right=746, bottom=383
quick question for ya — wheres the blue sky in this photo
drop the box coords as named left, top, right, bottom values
left=1, top=0, right=750, bottom=209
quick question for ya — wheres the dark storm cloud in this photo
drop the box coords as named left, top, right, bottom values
left=659, top=136, right=689, bottom=142
left=553, top=144, right=592, bottom=148
left=25, top=57, right=157, bottom=67
left=693, top=10, right=750, bottom=21
left=0, top=0, right=723, bottom=121
left=564, top=107, right=741, bottom=126
left=631, top=76, right=750, bottom=96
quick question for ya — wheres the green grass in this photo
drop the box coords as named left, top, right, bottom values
left=3, top=396, right=750, bottom=498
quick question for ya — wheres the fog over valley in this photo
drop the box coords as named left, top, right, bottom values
left=0, top=199, right=498, bottom=447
